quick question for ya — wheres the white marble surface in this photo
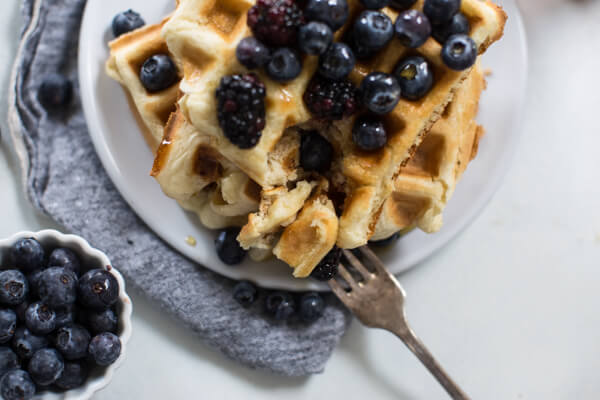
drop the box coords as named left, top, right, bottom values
left=2, top=0, right=600, bottom=399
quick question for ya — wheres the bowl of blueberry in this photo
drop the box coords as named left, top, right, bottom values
left=0, top=230, right=132, bottom=399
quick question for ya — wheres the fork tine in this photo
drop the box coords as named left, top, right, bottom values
left=358, top=246, right=388, bottom=275
left=328, top=278, right=350, bottom=300
left=342, top=249, right=372, bottom=280
left=337, top=262, right=359, bottom=289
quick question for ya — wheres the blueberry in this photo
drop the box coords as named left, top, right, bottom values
left=359, top=72, right=401, bottom=115
left=441, top=33, right=477, bottom=70
left=299, top=22, right=333, bottom=55
left=395, top=10, right=432, bottom=48
left=88, top=332, right=121, bottom=366
left=423, top=0, right=461, bottom=25
left=300, top=130, right=334, bottom=173
left=0, top=348, right=19, bottom=377
left=10, top=238, right=45, bottom=273
left=352, top=116, right=388, bottom=151
left=236, top=37, right=271, bottom=69
left=139, top=54, right=178, bottom=93
left=299, top=292, right=325, bottom=322
left=353, top=11, right=394, bottom=53
left=112, top=9, right=145, bottom=37
left=359, top=0, right=390, bottom=9
left=48, top=248, right=81, bottom=277
left=305, top=0, right=349, bottom=31
left=369, top=232, right=401, bottom=246
left=54, top=304, right=77, bottom=329
left=266, top=48, right=302, bottom=82
left=38, top=74, right=73, bottom=110
left=28, top=348, right=64, bottom=386
left=54, top=324, right=91, bottom=360
left=38, top=267, right=77, bottom=308
left=0, top=369, right=35, bottom=400
left=26, top=270, right=43, bottom=298
left=394, top=56, right=434, bottom=100
left=11, top=327, right=48, bottom=360
left=0, top=310, right=17, bottom=344
left=55, top=361, right=88, bottom=390
left=0, top=270, right=29, bottom=306
left=389, top=0, right=417, bottom=10
left=25, top=302, right=56, bottom=335
left=12, top=299, right=30, bottom=323
left=233, top=281, right=258, bottom=308
left=319, top=43, right=355, bottom=81
left=215, top=228, right=247, bottom=265
left=432, top=12, right=469, bottom=43
left=86, top=308, right=118, bottom=334
left=77, top=269, right=119, bottom=310
left=311, top=247, right=341, bottom=281
left=265, top=292, right=296, bottom=320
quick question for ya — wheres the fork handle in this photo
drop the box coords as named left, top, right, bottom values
left=394, top=326, right=470, bottom=400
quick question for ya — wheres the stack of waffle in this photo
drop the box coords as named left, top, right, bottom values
left=106, top=0, right=505, bottom=277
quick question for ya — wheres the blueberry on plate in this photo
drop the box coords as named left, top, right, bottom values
left=236, top=37, right=271, bottom=69
left=369, top=232, right=401, bottom=246
left=0, top=270, right=29, bottom=306
left=389, top=0, right=417, bottom=10
left=139, top=54, right=178, bottom=93
left=0, top=348, right=19, bottom=377
left=215, top=228, right=247, bottom=265
left=394, top=55, right=434, bottom=100
left=0, top=369, right=35, bottom=400
left=305, top=0, right=349, bottom=31
left=266, top=48, right=303, bottom=82
left=86, top=308, right=118, bottom=334
left=25, top=301, right=56, bottom=335
left=319, top=43, right=355, bottom=81
left=38, top=267, right=78, bottom=308
left=233, top=281, right=258, bottom=308
left=311, top=247, right=341, bottom=281
left=299, top=292, right=325, bottom=322
left=77, top=269, right=119, bottom=310
left=28, top=348, right=64, bottom=386
left=88, top=332, right=121, bottom=366
left=55, top=361, right=88, bottom=390
left=432, top=12, right=469, bottom=44
left=353, top=11, right=394, bottom=53
left=10, top=238, right=45, bottom=273
left=394, top=10, right=432, bottom=48
left=359, top=0, right=390, bottom=9
left=54, top=324, right=91, bottom=360
left=38, top=74, right=73, bottom=110
left=423, top=0, right=461, bottom=25
left=48, top=248, right=81, bottom=277
left=300, top=130, right=334, bottom=173
left=265, top=291, right=296, bottom=320
left=12, top=327, right=48, bottom=360
left=54, top=304, right=77, bottom=329
left=299, top=22, right=333, bottom=55
left=0, top=309, right=17, bottom=344
left=352, top=116, right=388, bottom=151
left=112, top=9, right=145, bottom=37
left=441, top=33, right=477, bottom=70
left=359, top=72, right=401, bottom=115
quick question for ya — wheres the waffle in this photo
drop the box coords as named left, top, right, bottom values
left=372, top=62, right=486, bottom=240
left=161, top=0, right=507, bottom=250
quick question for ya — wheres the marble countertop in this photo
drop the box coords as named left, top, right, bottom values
left=1, top=0, right=600, bottom=398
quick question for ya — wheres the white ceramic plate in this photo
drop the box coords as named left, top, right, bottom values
left=79, top=0, right=527, bottom=291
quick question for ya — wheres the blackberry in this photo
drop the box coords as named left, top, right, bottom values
left=216, top=74, right=266, bottom=149
left=247, top=0, right=304, bottom=47
left=303, top=77, right=359, bottom=120
left=311, top=247, right=341, bottom=281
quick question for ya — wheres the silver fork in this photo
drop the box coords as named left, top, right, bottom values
left=329, top=247, right=470, bottom=400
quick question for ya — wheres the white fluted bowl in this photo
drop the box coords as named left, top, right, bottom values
left=0, top=230, right=133, bottom=399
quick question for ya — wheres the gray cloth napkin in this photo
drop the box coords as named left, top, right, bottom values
left=7, top=0, right=351, bottom=376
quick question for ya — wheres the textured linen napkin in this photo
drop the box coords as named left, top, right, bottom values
left=7, top=0, right=351, bottom=376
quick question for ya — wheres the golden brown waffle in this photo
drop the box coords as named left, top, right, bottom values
left=372, top=62, right=486, bottom=240
left=162, top=0, right=506, bottom=251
